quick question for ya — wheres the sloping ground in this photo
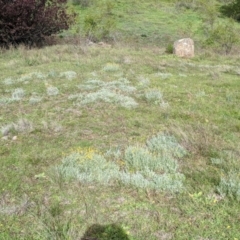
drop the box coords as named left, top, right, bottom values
left=72, top=0, right=203, bottom=47
left=0, top=43, right=240, bottom=239
left=116, top=2, right=202, bottom=46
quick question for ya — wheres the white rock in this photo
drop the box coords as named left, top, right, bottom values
left=173, top=38, right=194, bottom=58
left=12, top=136, right=17, bottom=141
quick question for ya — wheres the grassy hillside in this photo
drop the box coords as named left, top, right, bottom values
left=0, top=0, right=240, bottom=239
left=71, top=0, right=203, bottom=47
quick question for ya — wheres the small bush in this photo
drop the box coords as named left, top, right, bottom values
left=205, top=19, right=239, bottom=54
left=82, top=224, right=130, bottom=240
left=220, top=0, right=240, bottom=22
left=165, top=43, right=173, bottom=54
left=0, top=0, right=75, bottom=47
left=217, top=171, right=240, bottom=201
left=83, top=0, right=116, bottom=41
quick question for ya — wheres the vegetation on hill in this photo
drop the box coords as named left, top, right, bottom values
left=0, top=0, right=240, bottom=239
left=0, top=0, right=75, bottom=47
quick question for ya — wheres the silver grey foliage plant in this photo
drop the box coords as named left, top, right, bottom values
left=47, top=86, right=59, bottom=96
left=54, top=153, right=119, bottom=185
left=147, top=134, right=187, bottom=158
left=73, top=77, right=138, bottom=109
left=52, top=134, right=186, bottom=193
left=144, top=89, right=163, bottom=105
left=217, top=171, right=240, bottom=201
left=11, top=88, right=25, bottom=101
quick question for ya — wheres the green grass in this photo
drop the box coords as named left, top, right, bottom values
left=71, top=0, right=203, bottom=46
left=1, top=0, right=240, bottom=239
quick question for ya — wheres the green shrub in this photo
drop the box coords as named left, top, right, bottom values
left=220, top=0, right=240, bottom=22
left=165, top=43, right=174, bottom=54
left=71, top=0, right=92, bottom=7
left=82, top=224, right=130, bottom=240
left=83, top=0, right=116, bottom=41
left=199, top=0, right=219, bottom=29
left=205, top=19, right=239, bottom=54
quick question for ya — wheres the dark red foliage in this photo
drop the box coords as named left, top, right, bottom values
left=0, top=0, right=75, bottom=46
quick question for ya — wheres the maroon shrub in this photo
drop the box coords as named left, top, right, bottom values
left=0, top=0, right=75, bottom=47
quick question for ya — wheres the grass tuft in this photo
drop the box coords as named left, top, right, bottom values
left=1, top=118, right=34, bottom=136
left=103, top=63, right=120, bottom=72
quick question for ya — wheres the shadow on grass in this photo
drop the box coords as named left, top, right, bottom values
left=81, top=223, right=130, bottom=240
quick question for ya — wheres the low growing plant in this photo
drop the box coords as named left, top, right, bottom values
left=53, top=152, right=120, bottom=185
left=103, top=63, right=120, bottom=72
left=144, top=89, right=163, bottom=105
left=51, top=134, right=186, bottom=192
left=76, top=89, right=138, bottom=109
left=124, top=146, right=178, bottom=173
left=11, top=88, right=25, bottom=101
left=59, top=71, right=77, bottom=80
left=46, top=86, right=59, bottom=96
left=146, top=134, right=187, bottom=158
left=217, top=171, right=240, bottom=201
